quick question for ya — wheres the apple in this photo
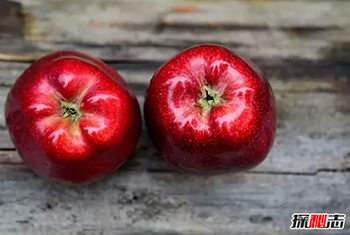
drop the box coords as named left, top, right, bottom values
left=5, top=51, right=141, bottom=184
left=144, top=44, right=276, bottom=174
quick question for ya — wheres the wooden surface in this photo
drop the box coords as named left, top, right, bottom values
left=0, top=0, right=350, bottom=234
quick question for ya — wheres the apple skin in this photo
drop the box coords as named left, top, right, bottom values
left=144, top=44, right=276, bottom=174
left=5, top=51, right=141, bottom=184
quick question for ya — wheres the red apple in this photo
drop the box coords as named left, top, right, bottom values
left=144, top=44, right=276, bottom=174
left=5, top=51, right=141, bottom=184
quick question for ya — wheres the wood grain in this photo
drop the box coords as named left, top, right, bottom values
left=2, top=126, right=350, bottom=174
left=0, top=167, right=348, bottom=235
left=0, top=0, right=349, bottom=62
left=0, top=1, right=349, bottom=234
left=0, top=62, right=350, bottom=174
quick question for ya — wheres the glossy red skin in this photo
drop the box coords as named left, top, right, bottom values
left=144, top=44, right=276, bottom=174
left=5, top=51, right=141, bottom=184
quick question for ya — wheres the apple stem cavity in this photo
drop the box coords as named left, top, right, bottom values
left=61, top=100, right=83, bottom=123
left=198, top=85, right=221, bottom=113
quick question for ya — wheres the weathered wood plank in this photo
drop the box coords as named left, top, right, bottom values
left=2, top=126, right=350, bottom=173
left=0, top=40, right=330, bottom=62
left=0, top=88, right=8, bottom=128
left=0, top=132, right=14, bottom=150
left=1, top=60, right=350, bottom=132
left=0, top=0, right=348, bottom=61
left=2, top=59, right=350, bottom=86
left=2, top=85, right=350, bottom=136
left=0, top=38, right=349, bottom=63
left=1, top=91, right=350, bottom=173
left=3, top=58, right=350, bottom=83
left=163, top=1, right=350, bottom=28
left=0, top=61, right=350, bottom=173
left=0, top=167, right=349, bottom=235
left=18, top=0, right=350, bottom=35
left=0, top=1, right=347, bottom=235
left=1, top=93, right=350, bottom=173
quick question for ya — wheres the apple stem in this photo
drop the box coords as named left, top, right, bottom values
left=61, top=101, right=82, bottom=123
left=198, top=85, right=221, bottom=112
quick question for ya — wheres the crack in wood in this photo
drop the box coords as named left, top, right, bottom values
left=157, top=22, right=342, bottom=32
left=145, top=168, right=350, bottom=176
left=1, top=160, right=349, bottom=176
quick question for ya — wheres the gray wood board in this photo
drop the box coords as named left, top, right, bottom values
left=0, top=1, right=349, bottom=234
left=0, top=61, right=350, bottom=174
left=1, top=0, right=350, bottom=62
left=0, top=29, right=349, bottom=62
left=0, top=167, right=348, bottom=235
left=16, top=0, right=350, bottom=35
